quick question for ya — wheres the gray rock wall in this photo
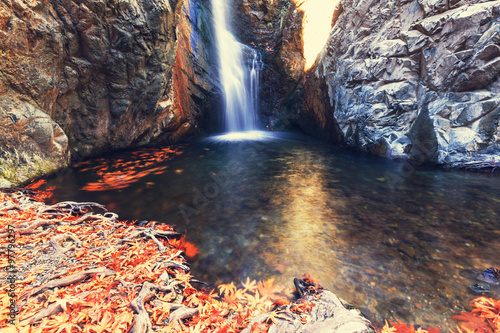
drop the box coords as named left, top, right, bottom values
left=0, top=0, right=218, bottom=186
left=306, top=0, right=500, bottom=166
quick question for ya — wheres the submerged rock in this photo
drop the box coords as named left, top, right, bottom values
left=469, top=282, right=491, bottom=294
left=480, top=267, right=500, bottom=284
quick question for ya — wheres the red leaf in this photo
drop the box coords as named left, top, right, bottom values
left=453, top=312, right=495, bottom=333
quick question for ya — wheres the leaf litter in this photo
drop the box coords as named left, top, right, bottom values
left=0, top=188, right=498, bottom=333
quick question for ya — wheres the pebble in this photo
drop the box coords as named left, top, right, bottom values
left=242, top=200, right=261, bottom=209
left=397, top=243, right=416, bottom=257
left=469, top=283, right=491, bottom=294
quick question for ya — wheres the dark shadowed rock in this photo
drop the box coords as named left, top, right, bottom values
left=0, top=0, right=219, bottom=186
left=408, top=107, right=439, bottom=163
left=469, top=282, right=491, bottom=294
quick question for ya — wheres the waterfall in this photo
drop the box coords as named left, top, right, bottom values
left=212, top=0, right=263, bottom=136
left=248, top=50, right=263, bottom=125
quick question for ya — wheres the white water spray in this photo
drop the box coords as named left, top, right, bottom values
left=212, top=0, right=263, bottom=135
left=248, top=50, right=263, bottom=123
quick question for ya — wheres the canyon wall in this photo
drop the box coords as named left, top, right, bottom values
left=298, top=0, right=500, bottom=167
left=237, top=0, right=499, bottom=167
left=0, top=0, right=219, bottom=187
left=2, top=0, right=499, bottom=187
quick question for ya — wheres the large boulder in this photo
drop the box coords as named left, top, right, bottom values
left=242, top=277, right=375, bottom=333
left=0, top=97, right=69, bottom=184
left=276, top=0, right=500, bottom=167
left=0, top=0, right=219, bottom=186
left=0, top=97, right=70, bottom=185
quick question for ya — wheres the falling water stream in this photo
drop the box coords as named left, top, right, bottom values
left=212, top=0, right=265, bottom=139
left=248, top=50, right=263, bottom=124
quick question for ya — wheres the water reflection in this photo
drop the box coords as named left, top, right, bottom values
left=74, top=146, right=183, bottom=191
left=265, top=148, right=345, bottom=284
left=43, top=133, right=500, bottom=330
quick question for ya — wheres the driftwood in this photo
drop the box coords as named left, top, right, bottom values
left=168, top=306, right=199, bottom=324
left=22, top=301, right=65, bottom=325
left=153, top=259, right=190, bottom=273
left=49, top=233, right=81, bottom=255
left=129, top=282, right=173, bottom=333
left=37, top=201, right=107, bottom=217
left=66, top=212, right=118, bottom=225
left=0, top=200, right=114, bottom=237
left=0, top=201, right=21, bottom=211
left=0, top=219, right=57, bottom=238
left=21, top=292, right=92, bottom=325
left=243, top=278, right=376, bottom=333
left=117, top=228, right=181, bottom=253
left=23, top=267, right=115, bottom=299
left=38, top=265, right=86, bottom=286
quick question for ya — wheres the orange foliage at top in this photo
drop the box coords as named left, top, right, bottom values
left=76, top=147, right=183, bottom=191
left=249, top=41, right=274, bottom=54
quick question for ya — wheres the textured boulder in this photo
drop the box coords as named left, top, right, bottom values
left=278, top=0, right=500, bottom=167
left=0, top=0, right=218, bottom=186
left=0, top=97, right=70, bottom=185
left=242, top=278, right=375, bottom=333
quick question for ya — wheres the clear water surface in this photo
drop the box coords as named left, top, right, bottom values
left=42, top=132, right=500, bottom=330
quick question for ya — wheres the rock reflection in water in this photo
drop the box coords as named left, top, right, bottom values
left=43, top=133, right=500, bottom=330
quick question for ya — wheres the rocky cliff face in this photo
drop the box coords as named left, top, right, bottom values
left=0, top=0, right=218, bottom=187
left=3, top=0, right=498, bottom=186
left=297, top=0, right=500, bottom=167
left=238, top=0, right=500, bottom=167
